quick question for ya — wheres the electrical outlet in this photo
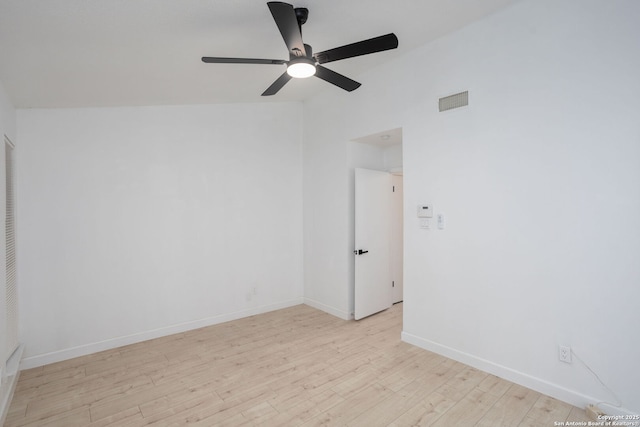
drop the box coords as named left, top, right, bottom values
left=559, top=345, right=572, bottom=363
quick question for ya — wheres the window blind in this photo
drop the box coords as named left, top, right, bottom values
left=5, top=137, right=17, bottom=360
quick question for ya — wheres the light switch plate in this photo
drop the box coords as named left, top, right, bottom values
left=417, top=205, right=433, bottom=218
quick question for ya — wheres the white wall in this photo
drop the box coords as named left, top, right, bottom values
left=383, top=144, right=403, bottom=172
left=301, top=104, right=349, bottom=319
left=303, top=0, right=640, bottom=415
left=17, top=102, right=304, bottom=367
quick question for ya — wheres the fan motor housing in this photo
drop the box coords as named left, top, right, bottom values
left=294, top=8, right=308, bottom=26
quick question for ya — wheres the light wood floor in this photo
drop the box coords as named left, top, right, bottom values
left=6, top=303, right=591, bottom=426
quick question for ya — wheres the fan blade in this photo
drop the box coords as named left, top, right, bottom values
left=267, top=2, right=306, bottom=57
left=262, top=72, right=293, bottom=96
left=202, top=57, right=286, bottom=65
left=314, top=66, right=361, bottom=92
left=314, top=33, right=398, bottom=64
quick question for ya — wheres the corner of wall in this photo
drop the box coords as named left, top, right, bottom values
left=304, top=297, right=352, bottom=320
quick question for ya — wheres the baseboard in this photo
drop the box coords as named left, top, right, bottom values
left=20, top=298, right=304, bottom=370
left=303, top=298, right=352, bottom=320
left=0, top=345, right=24, bottom=426
left=401, top=331, right=636, bottom=417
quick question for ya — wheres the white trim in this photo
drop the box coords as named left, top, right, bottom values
left=401, top=331, right=635, bottom=417
left=20, top=299, right=304, bottom=370
left=303, top=298, right=352, bottom=320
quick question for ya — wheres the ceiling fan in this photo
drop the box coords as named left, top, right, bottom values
left=201, top=1, right=399, bottom=96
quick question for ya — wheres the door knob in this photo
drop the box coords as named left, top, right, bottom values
left=354, top=249, right=369, bottom=255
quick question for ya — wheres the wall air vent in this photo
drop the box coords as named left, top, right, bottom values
left=439, top=91, right=468, bottom=112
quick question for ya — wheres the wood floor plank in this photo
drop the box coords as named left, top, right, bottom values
left=387, top=391, right=457, bottom=427
left=119, top=392, right=224, bottom=426
left=6, top=303, right=586, bottom=427
left=302, top=383, right=395, bottom=426
left=137, top=383, right=222, bottom=418
left=346, top=370, right=458, bottom=427
left=382, top=360, right=464, bottom=426
left=240, top=401, right=279, bottom=423
left=518, top=395, right=574, bottom=426
left=186, top=386, right=276, bottom=426
left=430, top=387, right=502, bottom=427
left=9, top=405, right=91, bottom=427
left=477, top=374, right=513, bottom=397
left=87, top=407, right=143, bottom=427
left=329, top=367, right=380, bottom=398
left=476, top=383, right=540, bottom=427
left=265, top=388, right=345, bottom=425
left=434, top=365, right=489, bottom=401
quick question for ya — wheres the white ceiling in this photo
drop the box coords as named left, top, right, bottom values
left=0, top=0, right=520, bottom=108
left=353, top=127, right=402, bottom=149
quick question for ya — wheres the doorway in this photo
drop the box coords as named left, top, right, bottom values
left=348, top=128, right=403, bottom=319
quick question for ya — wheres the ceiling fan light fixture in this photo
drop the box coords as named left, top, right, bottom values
left=287, top=58, right=316, bottom=78
left=201, top=3, right=398, bottom=95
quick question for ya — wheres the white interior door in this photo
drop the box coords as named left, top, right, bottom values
left=354, top=168, right=392, bottom=320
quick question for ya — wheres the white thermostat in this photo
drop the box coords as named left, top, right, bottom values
left=417, top=205, right=433, bottom=218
